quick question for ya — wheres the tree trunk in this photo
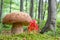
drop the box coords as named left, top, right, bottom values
left=57, top=0, right=60, bottom=12
left=0, top=0, right=3, bottom=22
left=29, top=0, right=34, bottom=18
left=41, top=0, right=43, bottom=20
left=20, top=0, right=23, bottom=11
left=40, top=0, right=56, bottom=34
left=35, top=0, right=38, bottom=19
left=25, top=0, right=27, bottom=12
left=38, top=0, right=43, bottom=26
left=43, top=0, right=47, bottom=20
left=10, top=0, right=12, bottom=13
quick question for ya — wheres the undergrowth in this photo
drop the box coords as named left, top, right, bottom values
left=0, top=33, right=60, bottom=40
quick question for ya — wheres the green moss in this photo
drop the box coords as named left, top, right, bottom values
left=0, top=33, right=59, bottom=40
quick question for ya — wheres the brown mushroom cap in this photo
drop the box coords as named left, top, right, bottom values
left=2, top=12, right=32, bottom=26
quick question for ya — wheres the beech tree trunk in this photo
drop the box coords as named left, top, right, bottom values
left=0, top=0, right=3, bottom=22
left=29, top=0, right=34, bottom=18
left=43, top=0, right=47, bottom=20
left=38, top=0, right=43, bottom=25
left=40, top=0, right=56, bottom=34
left=25, top=0, right=27, bottom=12
left=20, top=0, right=23, bottom=11
left=10, top=0, right=12, bottom=13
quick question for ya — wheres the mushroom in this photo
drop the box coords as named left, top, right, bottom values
left=2, top=12, right=32, bottom=34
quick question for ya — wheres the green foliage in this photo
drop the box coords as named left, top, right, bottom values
left=0, top=23, right=3, bottom=33
left=57, top=21, right=60, bottom=28
left=0, top=0, right=60, bottom=39
left=0, top=33, right=59, bottom=40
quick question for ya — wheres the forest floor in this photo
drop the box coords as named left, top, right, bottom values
left=0, top=30, right=60, bottom=40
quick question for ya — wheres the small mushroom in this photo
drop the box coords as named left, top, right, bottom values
left=2, top=12, right=32, bottom=34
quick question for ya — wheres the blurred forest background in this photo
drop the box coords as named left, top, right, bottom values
left=0, top=0, right=60, bottom=40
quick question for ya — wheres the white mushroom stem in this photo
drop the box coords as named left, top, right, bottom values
left=11, top=23, right=23, bottom=34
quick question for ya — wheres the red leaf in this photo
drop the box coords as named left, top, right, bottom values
left=28, top=20, right=39, bottom=32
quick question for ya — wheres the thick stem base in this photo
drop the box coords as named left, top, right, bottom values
left=11, top=23, right=23, bottom=34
